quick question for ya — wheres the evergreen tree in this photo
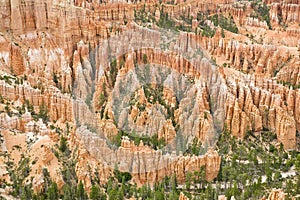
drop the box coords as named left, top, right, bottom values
left=221, top=28, right=225, bottom=38
left=108, top=187, right=118, bottom=200
left=38, top=103, right=49, bottom=123
left=77, top=181, right=87, bottom=200
left=117, top=187, right=124, bottom=199
left=20, top=185, right=33, bottom=200
left=143, top=54, right=148, bottom=64
left=171, top=174, right=177, bottom=193
left=62, top=184, right=72, bottom=200
left=185, top=172, right=192, bottom=190
left=90, top=185, right=101, bottom=200
left=47, top=182, right=59, bottom=200
left=59, top=135, right=68, bottom=153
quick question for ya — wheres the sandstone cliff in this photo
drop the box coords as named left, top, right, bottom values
left=0, top=0, right=299, bottom=195
left=75, top=125, right=221, bottom=185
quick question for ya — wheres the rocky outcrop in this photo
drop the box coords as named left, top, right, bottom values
left=9, top=43, right=25, bottom=75
left=0, top=80, right=73, bottom=122
left=29, top=134, right=65, bottom=192
left=161, top=0, right=235, bottom=20
left=0, top=127, right=65, bottom=192
left=276, top=59, right=300, bottom=86
left=0, top=0, right=137, bottom=58
left=1, top=0, right=299, bottom=194
left=72, top=41, right=94, bottom=100
left=162, top=31, right=298, bottom=149
left=179, top=192, right=190, bottom=200
left=76, top=125, right=221, bottom=185
left=158, top=119, right=176, bottom=143
left=245, top=17, right=269, bottom=29
left=87, top=27, right=297, bottom=150
left=264, top=189, right=286, bottom=200
left=0, top=31, right=73, bottom=93
left=268, top=2, right=300, bottom=25
left=0, top=111, right=31, bottom=132
left=222, top=68, right=297, bottom=149
left=192, top=31, right=293, bottom=76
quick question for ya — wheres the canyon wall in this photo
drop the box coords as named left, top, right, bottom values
left=75, top=125, right=221, bottom=185
left=0, top=0, right=299, bottom=193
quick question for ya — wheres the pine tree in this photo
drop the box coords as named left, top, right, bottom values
left=185, top=172, right=192, bottom=190
left=90, top=185, right=101, bottom=200
left=62, top=184, right=72, bottom=200
left=171, top=174, right=177, bottom=193
left=47, top=182, right=59, bottom=200
left=59, top=135, right=68, bottom=152
left=77, top=181, right=87, bottom=200
left=221, top=28, right=225, bottom=38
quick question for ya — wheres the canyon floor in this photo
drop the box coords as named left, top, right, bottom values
left=0, top=0, right=299, bottom=199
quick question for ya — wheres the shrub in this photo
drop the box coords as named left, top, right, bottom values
left=114, top=169, right=132, bottom=183
left=59, top=136, right=68, bottom=153
left=143, top=54, right=148, bottom=64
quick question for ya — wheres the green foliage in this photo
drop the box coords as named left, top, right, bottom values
left=0, top=74, right=16, bottom=85
left=53, top=72, right=62, bottom=90
left=98, top=93, right=107, bottom=108
left=59, top=135, right=68, bottom=153
left=143, top=83, right=178, bottom=126
left=185, top=138, right=202, bottom=156
left=114, top=169, right=132, bottom=183
left=171, top=174, right=177, bottom=193
left=197, top=12, right=207, bottom=22
left=225, top=181, right=240, bottom=199
left=207, top=14, right=238, bottom=34
left=262, top=131, right=277, bottom=142
left=90, top=185, right=106, bottom=200
left=37, top=103, right=49, bottom=123
left=47, top=182, right=59, bottom=200
left=216, top=128, right=299, bottom=199
left=143, top=84, right=164, bottom=104
left=200, top=24, right=216, bottom=37
left=8, top=155, right=31, bottom=198
left=134, top=5, right=154, bottom=25
left=0, top=94, right=4, bottom=103
left=26, top=101, right=49, bottom=123
left=103, top=173, right=186, bottom=200
left=109, top=59, right=118, bottom=87
left=269, top=144, right=276, bottom=153
left=62, top=184, right=74, bottom=200
left=85, top=93, right=93, bottom=110
left=251, top=1, right=272, bottom=29
left=278, top=80, right=300, bottom=89
left=221, top=28, right=225, bottom=38
left=185, top=172, right=192, bottom=190
left=143, top=54, right=148, bottom=64
left=4, top=105, right=12, bottom=117
left=77, top=181, right=88, bottom=200
left=109, top=131, right=122, bottom=147
left=196, top=13, right=238, bottom=38
left=60, top=153, right=78, bottom=190
left=97, top=82, right=108, bottom=112
left=25, top=100, right=34, bottom=114
left=134, top=5, right=193, bottom=32
left=110, top=130, right=166, bottom=150
left=20, top=184, right=34, bottom=200
left=16, top=104, right=26, bottom=115
left=157, top=11, right=176, bottom=30
left=6, top=137, right=85, bottom=200
left=89, top=185, right=100, bottom=200
left=180, top=14, right=192, bottom=25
